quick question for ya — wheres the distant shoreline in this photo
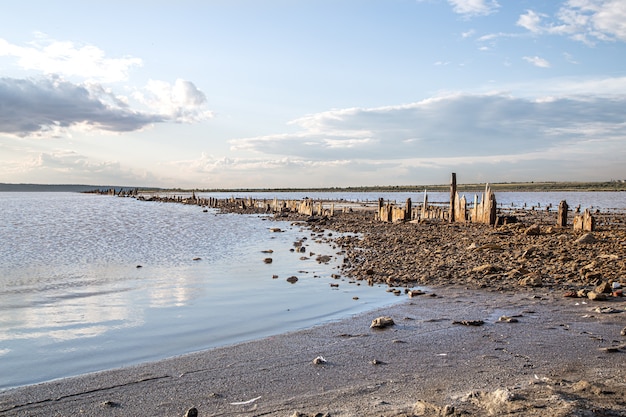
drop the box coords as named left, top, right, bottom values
left=1, top=181, right=625, bottom=193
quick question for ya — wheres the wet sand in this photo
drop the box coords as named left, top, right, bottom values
left=1, top=205, right=625, bottom=416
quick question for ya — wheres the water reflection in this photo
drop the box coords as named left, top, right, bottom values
left=0, top=193, right=403, bottom=389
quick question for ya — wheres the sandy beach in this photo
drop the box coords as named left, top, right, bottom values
left=1, top=204, right=625, bottom=416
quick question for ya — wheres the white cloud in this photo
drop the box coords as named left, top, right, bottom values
left=517, top=1, right=626, bottom=44
left=0, top=76, right=212, bottom=137
left=448, top=0, right=499, bottom=17
left=0, top=34, right=142, bottom=83
left=461, top=29, right=476, bottom=38
left=523, top=55, right=551, bottom=68
left=134, top=79, right=212, bottom=123
left=229, top=91, right=626, bottom=166
left=517, top=10, right=544, bottom=33
left=0, top=76, right=165, bottom=137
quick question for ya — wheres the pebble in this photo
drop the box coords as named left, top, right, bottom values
left=370, top=316, right=395, bottom=329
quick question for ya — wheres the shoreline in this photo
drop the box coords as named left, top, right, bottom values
left=2, top=203, right=625, bottom=416
left=1, top=286, right=624, bottom=416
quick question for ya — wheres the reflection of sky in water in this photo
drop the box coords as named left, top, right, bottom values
left=0, top=193, right=400, bottom=390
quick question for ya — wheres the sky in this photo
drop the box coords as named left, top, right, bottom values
left=1, top=0, right=625, bottom=188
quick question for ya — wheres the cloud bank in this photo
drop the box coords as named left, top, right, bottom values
left=230, top=93, right=626, bottom=162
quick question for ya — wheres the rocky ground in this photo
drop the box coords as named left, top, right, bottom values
left=295, top=207, right=626, bottom=295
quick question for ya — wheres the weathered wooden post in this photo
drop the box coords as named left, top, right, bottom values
left=405, top=198, right=412, bottom=221
left=449, top=173, right=456, bottom=223
left=557, top=200, right=568, bottom=227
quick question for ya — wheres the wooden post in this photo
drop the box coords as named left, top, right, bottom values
left=557, top=200, right=568, bottom=227
left=449, top=173, right=456, bottom=223
left=405, top=198, right=412, bottom=221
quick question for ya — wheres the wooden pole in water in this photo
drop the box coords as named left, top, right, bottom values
left=557, top=200, right=568, bottom=227
left=449, top=172, right=456, bottom=223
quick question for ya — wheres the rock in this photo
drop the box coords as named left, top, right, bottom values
left=370, top=316, right=395, bottom=328
left=286, top=276, right=298, bottom=284
left=584, top=271, right=603, bottom=282
left=595, top=282, right=612, bottom=294
left=564, top=290, right=578, bottom=298
left=453, top=320, right=485, bottom=326
left=263, top=258, right=273, bottom=264
left=270, top=227, right=282, bottom=232
left=498, top=316, right=519, bottom=323
left=519, top=274, right=542, bottom=287
left=587, top=291, right=607, bottom=301
left=524, top=224, right=541, bottom=235
left=577, top=289, right=589, bottom=298
left=184, top=408, right=198, bottom=417
left=472, top=264, right=499, bottom=274
left=408, top=289, right=426, bottom=297
left=593, top=307, right=620, bottom=314
left=316, top=255, right=332, bottom=263
left=312, top=355, right=327, bottom=365
left=621, top=327, right=626, bottom=336
left=575, top=233, right=596, bottom=244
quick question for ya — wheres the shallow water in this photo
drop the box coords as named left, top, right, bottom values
left=0, top=193, right=400, bottom=390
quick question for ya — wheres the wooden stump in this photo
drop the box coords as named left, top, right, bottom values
left=557, top=200, right=568, bottom=227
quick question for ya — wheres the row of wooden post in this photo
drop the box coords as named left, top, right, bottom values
left=377, top=173, right=595, bottom=230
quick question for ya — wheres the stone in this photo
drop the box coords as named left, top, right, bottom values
left=575, top=233, right=596, bottom=244
left=184, top=408, right=198, bottom=417
left=519, top=274, right=542, bottom=287
left=452, top=320, right=485, bottom=326
left=263, top=258, right=273, bottom=263
left=370, top=316, right=395, bottom=328
left=312, top=355, right=327, bottom=365
left=595, top=282, right=612, bottom=294
left=472, top=264, right=499, bottom=274
left=286, top=276, right=298, bottom=284
left=524, top=224, right=541, bottom=235
left=587, top=291, right=607, bottom=301
left=621, top=327, right=626, bottom=336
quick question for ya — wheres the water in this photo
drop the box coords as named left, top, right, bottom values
left=0, top=193, right=399, bottom=390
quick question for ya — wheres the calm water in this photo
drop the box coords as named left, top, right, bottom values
left=1, top=190, right=625, bottom=390
left=0, top=193, right=399, bottom=390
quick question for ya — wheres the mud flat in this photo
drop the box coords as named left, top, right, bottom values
left=1, top=206, right=625, bottom=416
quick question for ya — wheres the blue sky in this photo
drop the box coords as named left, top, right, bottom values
left=1, top=0, right=625, bottom=188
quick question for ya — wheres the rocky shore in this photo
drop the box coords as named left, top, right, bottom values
left=300, top=207, right=626, bottom=295
left=1, top=199, right=624, bottom=416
